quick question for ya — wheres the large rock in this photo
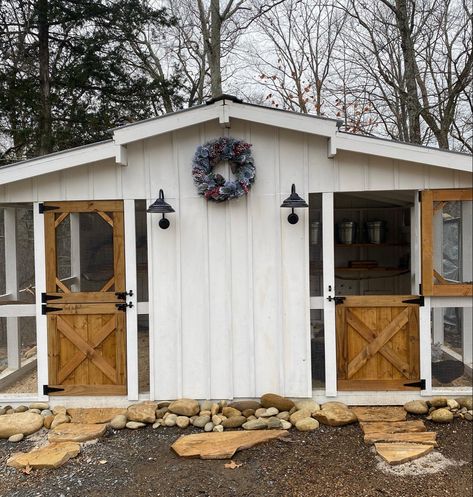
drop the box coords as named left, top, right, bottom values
left=313, top=403, right=357, bottom=427
left=431, top=408, right=454, bottom=424
left=222, top=416, right=247, bottom=428
left=110, top=415, right=127, bottom=430
left=294, top=400, right=320, bottom=414
left=193, top=415, right=211, bottom=428
left=429, top=397, right=448, bottom=408
left=404, top=400, right=429, bottom=415
left=0, top=412, right=44, bottom=439
left=222, top=407, right=242, bottom=418
left=127, top=402, right=157, bottom=424
left=7, top=442, right=80, bottom=470
left=168, top=399, right=200, bottom=417
left=260, top=393, right=295, bottom=412
left=48, top=423, right=107, bottom=442
left=228, top=400, right=261, bottom=412
left=68, top=408, right=127, bottom=424
left=289, top=409, right=312, bottom=425
left=456, top=397, right=473, bottom=410
left=242, top=419, right=268, bottom=430
left=295, top=418, right=319, bottom=432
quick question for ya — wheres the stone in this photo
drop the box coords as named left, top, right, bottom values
left=242, top=419, right=268, bottom=430
left=228, top=400, right=261, bottom=412
left=212, top=415, right=222, bottom=425
left=247, top=415, right=257, bottom=421
left=219, top=400, right=228, bottom=410
left=204, top=422, right=214, bottom=432
left=200, top=400, right=213, bottom=411
left=277, top=411, right=290, bottom=421
left=404, top=400, right=429, bottom=415
left=29, top=403, right=49, bottom=411
left=7, top=442, right=80, bottom=469
left=456, top=397, right=473, bottom=410
left=0, top=412, right=44, bottom=438
left=213, top=425, right=224, bottom=433
left=41, top=409, right=53, bottom=417
left=289, top=409, right=312, bottom=425
left=266, top=417, right=282, bottom=429
left=29, top=409, right=41, bottom=414
left=199, top=410, right=211, bottom=417
left=8, top=433, right=24, bottom=442
left=429, top=397, right=448, bottom=408
left=51, top=414, right=70, bottom=430
left=152, top=420, right=162, bottom=429
left=242, top=409, right=255, bottom=418
left=164, top=414, right=178, bottom=427
left=127, top=403, right=157, bottom=424
left=14, top=405, right=29, bottom=413
left=289, top=406, right=297, bottom=415
left=255, top=408, right=268, bottom=418
left=222, top=416, right=247, bottom=428
left=110, top=415, right=127, bottom=430
left=465, top=411, right=473, bottom=421
left=126, top=421, right=146, bottom=430
left=49, top=423, right=107, bottom=442
left=222, top=407, right=242, bottom=418
left=68, top=408, right=127, bottom=424
left=168, top=399, right=200, bottom=417
left=52, top=406, right=67, bottom=416
left=157, top=401, right=171, bottom=409
left=210, top=403, right=220, bottom=416
left=294, top=400, right=320, bottom=414
left=375, top=442, right=433, bottom=465
left=266, top=407, right=279, bottom=416
left=6, top=409, right=14, bottom=414
left=155, top=407, right=168, bottom=419
left=176, top=416, right=190, bottom=428
left=313, top=403, right=357, bottom=427
left=193, top=415, right=211, bottom=428
left=447, top=399, right=460, bottom=410
left=431, top=408, right=454, bottom=423
left=261, top=393, right=295, bottom=412
left=295, top=418, right=319, bottom=432
left=280, top=420, right=292, bottom=430
left=43, top=415, right=54, bottom=429
left=0, top=408, right=6, bottom=415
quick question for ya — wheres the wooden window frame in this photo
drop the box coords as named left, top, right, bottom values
left=421, top=189, right=473, bottom=296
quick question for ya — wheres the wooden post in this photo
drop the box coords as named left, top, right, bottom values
left=4, top=208, right=20, bottom=370
left=34, top=202, right=49, bottom=399
left=432, top=208, right=444, bottom=345
left=124, top=199, right=139, bottom=401
left=322, top=193, right=337, bottom=397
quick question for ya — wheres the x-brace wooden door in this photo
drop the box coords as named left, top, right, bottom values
left=336, top=296, right=421, bottom=391
left=44, top=201, right=127, bottom=395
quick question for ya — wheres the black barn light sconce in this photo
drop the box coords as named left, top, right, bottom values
left=147, top=189, right=175, bottom=229
left=280, top=184, right=308, bottom=224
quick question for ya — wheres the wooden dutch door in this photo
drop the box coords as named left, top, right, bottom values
left=43, top=201, right=127, bottom=395
left=336, top=296, right=421, bottom=391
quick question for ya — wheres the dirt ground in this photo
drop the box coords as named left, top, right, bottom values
left=0, top=418, right=471, bottom=497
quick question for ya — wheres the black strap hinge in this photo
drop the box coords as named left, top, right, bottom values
left=327, top=296, right=346, bottom=305
left=404, top=379, right=426, bottom=390
left=402, top=296, right=425, bottom=306
left=43, top=385, right=65, bottom=395
left=41, top=293, right=62, bottom=303
left=116, top=302, right=133, bottom=312
left=42, top=304, right=62, bottom=315
left=38, top=203, right=60, bottom=213
left=115, top=290, right=134, bottom=300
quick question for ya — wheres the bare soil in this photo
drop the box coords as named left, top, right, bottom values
left=0, top=418, right=471, bottom=497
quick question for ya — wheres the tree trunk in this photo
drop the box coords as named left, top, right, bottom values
left=38, top=0, right=52, bottom=155
left=209, top=0, right=222, bottom=97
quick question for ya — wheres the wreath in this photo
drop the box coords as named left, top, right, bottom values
left=192, top=137, right=256, bottom=201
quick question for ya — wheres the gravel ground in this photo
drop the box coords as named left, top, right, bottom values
left=0, top=418, right=471, bottom=497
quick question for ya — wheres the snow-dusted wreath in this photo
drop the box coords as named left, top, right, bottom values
left=192, top=137, right=256, bottom=201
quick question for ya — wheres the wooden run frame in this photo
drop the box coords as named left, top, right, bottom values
left=421, top=189, right=473, bottom=296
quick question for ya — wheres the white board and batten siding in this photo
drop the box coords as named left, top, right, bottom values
left=0, top=118, right=471, bottom=401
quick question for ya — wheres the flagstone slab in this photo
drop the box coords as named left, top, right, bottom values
left=360, top=420, right=426, bottom=435
left=375, top=442, right=433, bottom=465
left=364, top=431, right=437, bottom=446
left=7, top=442, right=80, bottom=469
left=352, top=406, right=407, bottom=422
left=67, top=408, right=127, bottom=424
left=48, top=423, right=107, bottom=442
left=171, top=430, right=289, bottom=459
